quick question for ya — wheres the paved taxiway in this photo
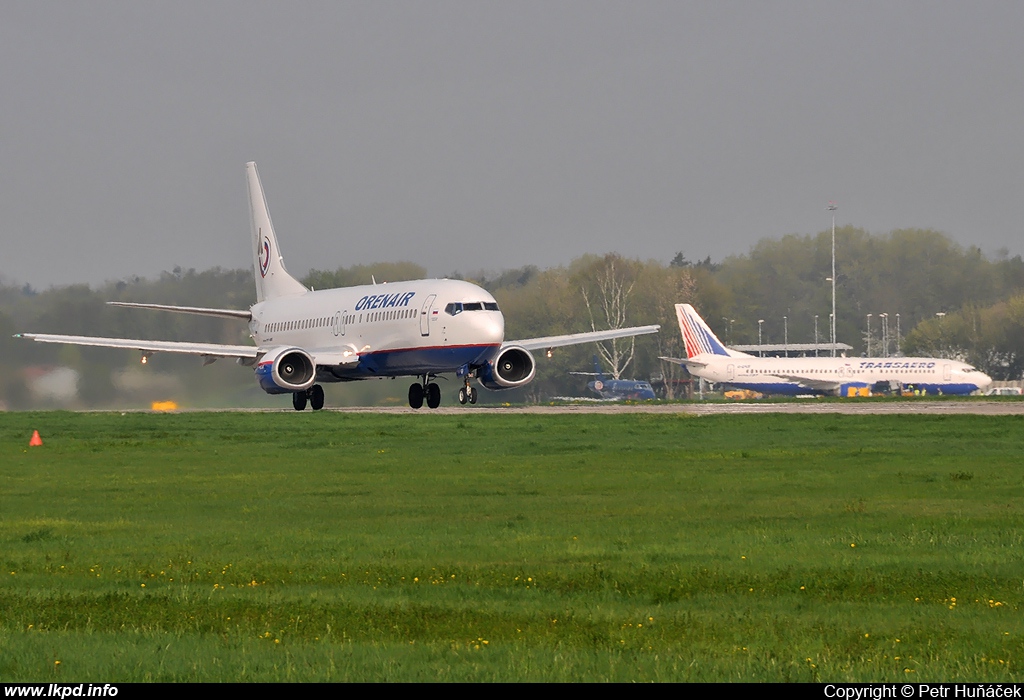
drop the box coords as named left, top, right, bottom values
left=308, top=400, right=1024, bottom=416
left=128, top=400, right=1024, bottom=415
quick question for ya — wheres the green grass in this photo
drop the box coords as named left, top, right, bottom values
left=1, top=411, right=1022, bottom=681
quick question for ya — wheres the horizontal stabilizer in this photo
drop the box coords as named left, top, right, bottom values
left=659, top=355, right=707, bottom=368
left=508, top=325, right=659, bottom=352
left=108, top=302, right=252, bottom=320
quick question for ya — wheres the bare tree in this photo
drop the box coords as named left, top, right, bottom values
left=581, top=256, right=637, bottom=379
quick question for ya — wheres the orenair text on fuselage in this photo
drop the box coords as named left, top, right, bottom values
left=354, top=291, right=416, bottom=311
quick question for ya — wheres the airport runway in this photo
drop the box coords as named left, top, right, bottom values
left=312, top=400, right=1024, bottom=416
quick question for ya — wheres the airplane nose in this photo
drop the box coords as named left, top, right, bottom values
left=473, top=313, right=505, bottom=345
left=486, top=315, right=505, bottom=344
left=978, top=372, right=994, bottom=390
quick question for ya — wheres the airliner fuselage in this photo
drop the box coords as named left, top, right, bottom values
left=687, top=354, right=989, bottom=396
left=251, top=279, right=503, bottom=384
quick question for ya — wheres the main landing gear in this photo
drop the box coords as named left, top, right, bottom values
left=292, top=384, right=325, bottom=411
left=408, top=376, right=442, bottom=409
left=458, top=377, right=478, bottom=405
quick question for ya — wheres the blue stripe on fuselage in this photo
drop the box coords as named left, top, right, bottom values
left=725, top=381, right=812, bottom=396
left=721, top=380, right=982, bottom=396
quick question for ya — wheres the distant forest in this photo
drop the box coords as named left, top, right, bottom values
left=2, top=227, right=1022, bottom=408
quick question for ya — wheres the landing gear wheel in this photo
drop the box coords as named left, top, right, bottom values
left=469, top=386, right=478, bottom=404
left=426, top=382, right=441, bottom=409
left=458, top=387, right=468, bottom=405
left=310, top=384, right=325, bottom=411
left=292, top=391, right=308, bottom=411
left=408, top=382, right=424, bottom=409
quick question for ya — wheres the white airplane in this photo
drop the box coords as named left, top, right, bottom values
left=16, top=163, right=659, bottom=410
left=661, top=303, right=992, bottom=396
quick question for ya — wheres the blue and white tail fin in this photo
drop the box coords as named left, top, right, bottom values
left=247, top=162, right=308, bottom=303
left=675, top=304, right=750, bottom=358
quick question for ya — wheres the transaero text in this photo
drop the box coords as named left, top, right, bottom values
left=857, top=361, right=937, bottom=370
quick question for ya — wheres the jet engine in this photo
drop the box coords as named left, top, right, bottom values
left=255, top=346, right=316, bottom=394
left=477, top=345, right=536, bottom=390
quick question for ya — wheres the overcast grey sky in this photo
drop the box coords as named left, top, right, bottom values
left=2, top=1, right=1022, bottom=288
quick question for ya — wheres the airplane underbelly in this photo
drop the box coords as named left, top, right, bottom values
left=334, top=343, right=500, bottom=378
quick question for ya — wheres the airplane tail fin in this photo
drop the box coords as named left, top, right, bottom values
left=247, top=162, right=308, bottom=302
left=592, top=354, right=605, bottom=382
left=675, top=304, right=746, bottom=358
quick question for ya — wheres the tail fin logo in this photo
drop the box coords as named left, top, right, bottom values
left=258, top=233, right=271, bottom=278
left=675, top=304, right=730, bottom=357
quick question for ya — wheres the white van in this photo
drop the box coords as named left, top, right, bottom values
left=985, top=387, right=1023, bottom=396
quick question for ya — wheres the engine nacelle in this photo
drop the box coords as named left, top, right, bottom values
left=477, top=346, right=536, bottom=390
left=255, top=347, right=316, bottom=394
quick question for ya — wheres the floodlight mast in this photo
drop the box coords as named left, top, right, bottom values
left=828, top=202, right=837, bottom=357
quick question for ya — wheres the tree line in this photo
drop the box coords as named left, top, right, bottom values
left=1, top=227, right=1021, bottom=407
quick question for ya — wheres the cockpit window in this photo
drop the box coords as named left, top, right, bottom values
left=445, top=301, right=499, bottom=315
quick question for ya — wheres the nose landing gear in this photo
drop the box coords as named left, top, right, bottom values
left=458, top=378, right=478, bottom=405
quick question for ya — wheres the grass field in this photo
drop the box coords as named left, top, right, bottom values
left=1, top=410, right=1022, bottom=681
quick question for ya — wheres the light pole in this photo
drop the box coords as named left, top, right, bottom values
left=866, top=314, right=872, bottom=357
left=936, top=312, right=946, bottom=357
left=828, top=201, right=837, bottom=357
left=783, top=315, right=788, bottom=357
left=879, top=313, right=888, bottom=357
left=814, top=314, right=819, bottom=356
left=895, top=313, right=901, bottom=356
left=826, top=276, right=834, bottom=354
left=758, top=319, right=764, bottom=357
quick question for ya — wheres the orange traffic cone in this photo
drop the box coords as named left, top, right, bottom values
left=29, top=430, right=43, bottom=447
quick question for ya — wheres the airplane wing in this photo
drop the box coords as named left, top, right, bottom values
left=658, top=355, right=708, bottom=368
left=16, top=333, right=364, bottom=367
left=15, top=333, right=259, bottom=360
left=506, top=325, right=659, bottom=352
left=107, top=302, right=252, bottom=320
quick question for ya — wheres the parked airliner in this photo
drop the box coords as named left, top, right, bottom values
left=16, top=163, right=658, bottom=410
left=661, top=304, right=992, bottom=396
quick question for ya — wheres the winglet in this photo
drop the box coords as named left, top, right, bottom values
left=247, top=162, right=309, bottom=302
